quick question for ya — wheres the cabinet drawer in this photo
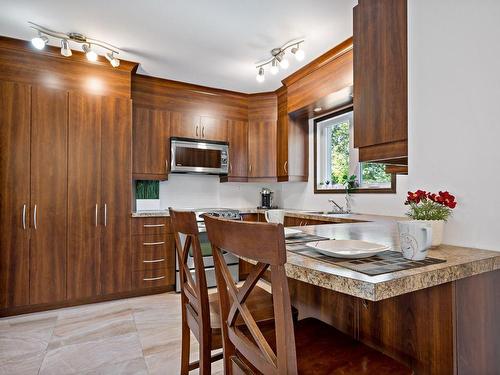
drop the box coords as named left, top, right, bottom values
left=132, top=234, right=174, bottom=271
left=132, top=268, right=173, bottom=289
left=132, top=217, right=171, bottom=235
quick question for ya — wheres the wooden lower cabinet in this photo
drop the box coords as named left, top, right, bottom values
left=288, top=270, right=500, bottom=375
left=131, top=217, right=176, bottom=291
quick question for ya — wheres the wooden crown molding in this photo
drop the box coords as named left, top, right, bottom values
left=281, top=37, right=353, bottom=87
left=0, top=35, right=139, bottom=73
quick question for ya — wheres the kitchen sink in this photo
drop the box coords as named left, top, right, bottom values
left=304, top=211, right=354, bottom=216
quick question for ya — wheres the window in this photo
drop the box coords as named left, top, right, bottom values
left=314, top=108, right=396, bottom=193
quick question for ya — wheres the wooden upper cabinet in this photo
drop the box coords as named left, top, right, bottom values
left=276, top=87, right=308, bottom=182
left=171, top=112, right=227, bottom=142
left=226, top=119, right=248, bottom=180
left=200, top=116, right=227, bottom=142
left=248, top=120, right=277, bottom=178
left=133, top=106, right=170, bottom=180
left=172, top=112, right=199, bottom=139
left=0, top=81, right=31, bottom=309
left=353, top=0, right=408, bottom=163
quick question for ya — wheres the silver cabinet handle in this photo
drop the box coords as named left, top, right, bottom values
left=195, top=125, right=199, bottom=137
left=143, top=275, right=165, bottom=281
left=33, top=204, right=37, bottom=230
left=95, top=204, right=98, bottom=227
left=104, top=203, right=107, bottom=227
left=143, top=258, right=165, bottom=263
left=22, top=204, right=26, bottom=230
left=165, top=159, right=168, bottom=173
left=143, top=241, right=165, bottom=246
left=284, top=160, right=288, bottom=174
left=143, top=224, right=165, bottom=228
left=249, top=164, right=252, bottom=173
left=202, top=126, right=205, bottom=138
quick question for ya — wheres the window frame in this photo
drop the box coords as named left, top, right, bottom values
left=313, top=105, right=397, bottom=194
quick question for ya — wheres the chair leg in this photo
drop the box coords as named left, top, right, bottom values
left=180, top=318, right=191, bottom=375
left=199, top=340, right=212, bottom=375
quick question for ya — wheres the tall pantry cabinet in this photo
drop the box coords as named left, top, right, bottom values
left=0, top=80, right=132, bottom=313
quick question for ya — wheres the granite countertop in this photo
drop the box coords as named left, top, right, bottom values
left=282, top=221, right=500, bottom=301
left=131, top=207, right=500, bottom=301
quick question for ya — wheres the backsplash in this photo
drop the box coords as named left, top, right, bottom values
left=157, top=174, right=283, bottom=209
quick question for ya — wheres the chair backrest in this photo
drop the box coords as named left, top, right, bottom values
left=169, top=208, right=211, bottom=345
left=203, top=214, right=297, bottom=375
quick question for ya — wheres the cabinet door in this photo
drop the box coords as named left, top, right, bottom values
left=29, top=86, right=68, bottom=305
left=227, top=120, right=248, bottom=178
left=200, top=116, right=227, bottom=142
left=248, top=120, right=277, bottom=178
left=0, top=81, right=31, bottom=309
left=353, top=0, right=407, bottom=159
left=133, top=106, right=170, bottom=179
left=171, top=112, right=199, bottom=139
left=101, top=96, right=132, bottom=294
left=67, top=92, right=102, bottom=300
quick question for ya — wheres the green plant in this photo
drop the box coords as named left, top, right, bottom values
left=345, top=174, right=358, bottom=193
left=136, top=180, right=159, bottom=200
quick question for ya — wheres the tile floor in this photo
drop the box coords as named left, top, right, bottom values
left=0, top=292, right=223, bottom=375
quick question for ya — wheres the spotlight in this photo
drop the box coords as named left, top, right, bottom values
left=60, top=39, right=72, bottom=57
left=31, top=34, right=48, bottom=50
left=105, top=52, right=120, bottom=67
left=256, top=67, right=265, bottom=83
left=82, top=44, right=98, bottom=62
left=279, top=57, right=289, bottom=69
left=291, top=44, right=305, bottom=61
left=270, top=59, right=279, bottom=75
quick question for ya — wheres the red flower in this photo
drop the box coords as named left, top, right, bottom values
left=406, top=189, right=458, bottom=209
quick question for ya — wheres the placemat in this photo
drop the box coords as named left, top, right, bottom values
left=287, top=243, right=445, bottom=276
left=285, top=233, right=330, bottom=244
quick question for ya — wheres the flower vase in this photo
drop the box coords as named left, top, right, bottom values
left=420, top=220, right=444, bottom=247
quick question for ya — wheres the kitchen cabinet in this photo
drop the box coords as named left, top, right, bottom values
left=247, top=120, right=277, bottom=179
left=67, top=92, right=132, bottom=300
left=0, top=81, right=31, bottom=309
left=171, top=112, right=227, bottom=142
left=133, top=106, right=171, bottom=180
left=29, top=86, right=68, bottom=305
left=131, top=217, right=175, bottom=291
left=276, top=86, right=308, bottom=182
left=225, top=119, right=248, bottom=181
left=0, top=82, right=68, bottom=309
left=353, top=0, right=408, bottom=163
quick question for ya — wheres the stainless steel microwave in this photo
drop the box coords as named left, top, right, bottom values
left=170, top=137, right=229, bottom=175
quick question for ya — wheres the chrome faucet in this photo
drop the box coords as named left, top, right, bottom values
left=328, top=199, right=344, bottom=213
left=328, top=193, right=352, bottom=214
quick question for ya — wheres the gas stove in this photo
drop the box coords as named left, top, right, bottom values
left=194, top=208, right=241, bottom=222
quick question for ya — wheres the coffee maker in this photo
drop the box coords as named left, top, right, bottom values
left=260, top=188, right=273, bottom=209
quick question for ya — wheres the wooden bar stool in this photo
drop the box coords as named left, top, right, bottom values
left=203, top=215, right=413, bottom=375
left=169, top=209, right=294, bottom=375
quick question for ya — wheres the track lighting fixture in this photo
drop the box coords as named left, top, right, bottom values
left=31, top=33, right=48, bottom=50
left=105, top=52, right=120, bottom=68
left=60, top=39, right=72, bottom=57
left=28, top=22, right=121, bottom=68
left=270, top=59, right=279, bottom=75
left=82, top=44, right=98, bottom=62
left=256, top=67, right=265, bottom=83
left=255, top=38, right=305, bottom=82
left=291, top=44, right=305, bottom=61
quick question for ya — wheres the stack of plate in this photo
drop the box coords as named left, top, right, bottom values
left=305, top=240, right=389, bottom=259
left=284, top=228, right=302, bottom=238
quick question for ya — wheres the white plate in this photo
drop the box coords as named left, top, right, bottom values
left=284, top=228, right=302, bottom=238
left=305, top=240, right=389, bottom=259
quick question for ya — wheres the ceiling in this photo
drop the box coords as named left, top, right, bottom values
left=0, top=0, right=356, bottom=93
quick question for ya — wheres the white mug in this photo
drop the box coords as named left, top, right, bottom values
left=397, top=221, right=432, bottom=260
left=264, top=209, right=285, bottom=224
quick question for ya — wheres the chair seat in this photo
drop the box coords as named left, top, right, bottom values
left=207, top=285, right=298, bottom=349
left=236, top=317, right=412, bottom=375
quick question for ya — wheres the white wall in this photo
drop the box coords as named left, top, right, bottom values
left=408, top=0, right=500, bottom=251
left=158, top=174, right=282, bottom=210
left=281, top=120, right=410, bottom=216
